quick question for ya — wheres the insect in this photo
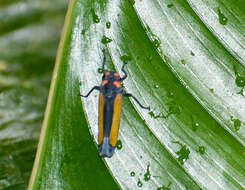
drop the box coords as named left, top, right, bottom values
left=80, top=50, right=150, bottom=158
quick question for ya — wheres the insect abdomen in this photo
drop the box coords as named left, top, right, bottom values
left=98, top=93, right=122, bottom=157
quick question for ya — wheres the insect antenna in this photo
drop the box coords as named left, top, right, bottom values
left=102, top=49, right=106, bottom=74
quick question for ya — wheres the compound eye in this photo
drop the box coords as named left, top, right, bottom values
left=102, top=80, right=108, bottom=86
left=114, top=72, right=120, bottom=77
left=113, top=81, right=121, bottom=88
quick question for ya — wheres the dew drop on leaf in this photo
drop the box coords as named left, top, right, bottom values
left=101, top=35, right=112, bottom=44
left=116, top=139, right=122, bottom=150
left=209, top=88, right=214, bottom=93
left=91, top=8, right=100, bottom=23
left=235, top=76, right=245, bottom=87
left=143, top=164, right=151, bottom=181
left=154, top=84, right=159, bottom=89
left=218, top=8, right=228, bottom=25
left=173, top=141, right=190, bottom=165
left=106, top=21, right=111, bottom=29
left=137, top=179, right=143, bottom=187
left=167, top=3, right=174, bottom=8
left=82, top=29, right=86, bottom=35
left=98, top=68, right=103, bottom=73
left=181, top=59, right=186, bottom=65
left=231, top=116, right=241, bottom=131
left=191, top=115, right=199, bottom=131
left=197, top=146, right=206, bottom=155
left=234, top=119, right=241, bottom=131
left=130, top=171, right=135, bottom=177
left=195, top=122, right=200, bottom=128
left=149, top=110, right=167, bottom=119
left=153, top=38, right=161, bottom=48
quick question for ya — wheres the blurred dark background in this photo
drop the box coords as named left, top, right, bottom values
left=0, top=0, right=68, bottom=189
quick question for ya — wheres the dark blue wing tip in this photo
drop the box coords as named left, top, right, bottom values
left=98, top=137, right=116, bottom=158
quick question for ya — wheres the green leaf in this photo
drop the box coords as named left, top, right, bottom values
left=187, top=0, right=245, bottom=66
left=134, top=0, right=245, bottom=145
left=29, top=0, right=245, bottom=189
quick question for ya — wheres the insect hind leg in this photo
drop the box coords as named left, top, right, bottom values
left=124, top=92, right=150, bottom=110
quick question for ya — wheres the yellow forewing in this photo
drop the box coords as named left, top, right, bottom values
left=110, top=93, right=122, bottom=146
left=98, top=93, right=104, bottom=144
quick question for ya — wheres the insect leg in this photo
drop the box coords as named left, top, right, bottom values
left=120, top=62, right=128, bottom=81
left=124, top=92, right=150, bottom=110
left=79, top=86, right=100, bottom=98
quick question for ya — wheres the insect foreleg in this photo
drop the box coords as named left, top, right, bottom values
left=79, top=86, right=100, bottom=98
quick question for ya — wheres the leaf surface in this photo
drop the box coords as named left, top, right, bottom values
left=29, top=0, right=245, bottom=189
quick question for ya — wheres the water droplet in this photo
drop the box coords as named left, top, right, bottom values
left=130, top=171, right=135, bottom=176
left=106, top=21, right=111, bottom=29
left=120, top=55, right=132, bottom=62
left=144, top=173, right=151, bottom=181
left=91, top=8, right=100, bottom=23
left=82, top=29, right=86, bottom=35
left=197, top=146, right=206, bottom=155
left=239, top=88, right=245, bottom=96
left=149, top=111, right=167, bottom=119
left=137, top=179, right=143, bottom=187
left=191, top=115, right=199, bottom=131
left=209, top=88, right=214, bottom=93
left=231, top=116, right=241, bottom=131
left=235, top=76, right=245, bottom=87
left=154, top=84, right=159, bottom=89
left=173, top=141, right=190, bottom=165
left=181, top=59, right=186, bottom=65
left=167, top=3, right=174, bottom=8
left=149, top=111, right=155, bottom=117
left=153, top=38, right=161, bottom=48
left=234, top=74, right=245, bottom=96
left=190, top=51, right=195, bottom=56
left=144, top=164, right=151, bottom=181
left=146, top=25, right=161, bottom=49
left=218, top=8, right=228, bottom=25
left=157, top=182, right=172, bottom=190
left=101, top=35, right=112, bottom=44
left=116, top=139, right=122, bottom=150
left=98, top=68, right=103, bottom=73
